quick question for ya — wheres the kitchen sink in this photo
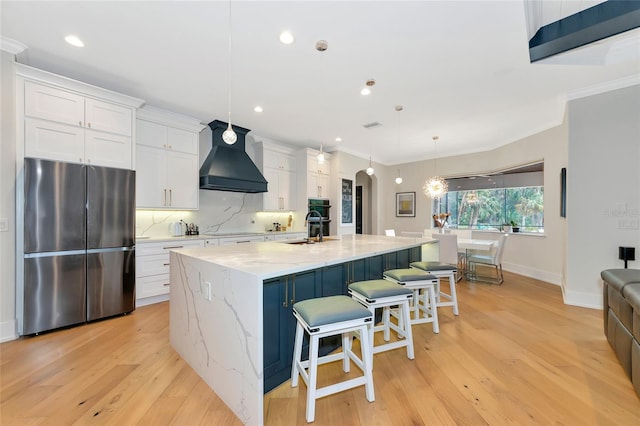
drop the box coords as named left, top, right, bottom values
left=283, top=238, right=339, bottom=245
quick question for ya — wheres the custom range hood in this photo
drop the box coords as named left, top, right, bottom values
left=199, top=120, right=267, bottom=193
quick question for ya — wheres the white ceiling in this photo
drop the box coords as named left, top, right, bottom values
left=2, top=1, right=639, bottom=165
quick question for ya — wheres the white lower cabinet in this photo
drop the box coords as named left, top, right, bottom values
left=136, top=239, right=204, bottom=304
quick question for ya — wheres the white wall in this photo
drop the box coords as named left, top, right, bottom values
left=379, top=121, right=568, bottom=287
left=1, top=51, right=17, bottom=341
left=566, top=84, right=640, bottom=308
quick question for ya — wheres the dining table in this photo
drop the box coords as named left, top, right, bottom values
left=457, top=238, right=497, bottom=279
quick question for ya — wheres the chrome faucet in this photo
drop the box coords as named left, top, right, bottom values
left=305, top=209, right=323, bottom=242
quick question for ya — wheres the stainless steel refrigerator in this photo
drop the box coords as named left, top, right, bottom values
left=21, top=158, right=136, bottom=335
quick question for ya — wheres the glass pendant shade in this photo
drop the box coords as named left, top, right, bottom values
left=395, top=168, right=402, bottom=184
left=365, top=157, right=374, bottom=176
left=222, top=123, right=237, bottom=144
left=317, top=144, right=325, bottom=164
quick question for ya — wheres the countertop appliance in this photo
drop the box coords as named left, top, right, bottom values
left=21, top=158, right=136, bottom=335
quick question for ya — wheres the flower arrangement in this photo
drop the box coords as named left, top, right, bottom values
left=433, top=212, right=450, bottom=229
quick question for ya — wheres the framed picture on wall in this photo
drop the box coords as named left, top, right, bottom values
left=341, top=179, right=353, bottom=224
left=396, top=192, right=416, bottom=217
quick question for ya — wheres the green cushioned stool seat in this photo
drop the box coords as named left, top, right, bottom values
left=291, top=295, right=375, bottom=422
left=348, top=279, right=415, bottom=364
left=383, top=268, right=437, bottom=282
left=409, top=261, right=459, bottom=316
left=293, top=295, right=372, bottom=328
left=349, top=279, right=412, bottom=300
left=410, top=261, right=457, bottom=272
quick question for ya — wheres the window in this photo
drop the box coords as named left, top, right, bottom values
left=435, top=163, right=545, bottom=232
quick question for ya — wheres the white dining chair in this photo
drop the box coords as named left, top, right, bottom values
left=385, top=229, right=396, bottom=237
left=467, top=233, right=508, bottom=284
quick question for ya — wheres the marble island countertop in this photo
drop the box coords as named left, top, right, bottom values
left=172, top=234, right=435, bottom=280
left=135, top=230, right=306, bottom=243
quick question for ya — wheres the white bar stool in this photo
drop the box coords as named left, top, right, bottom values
left=291, top=295, right=375, bottom=423
left=409, top=261, right=459, bottom=316
left=383, top=268, right=440, bottom=333
left=348, top=279, right=415, bottom=365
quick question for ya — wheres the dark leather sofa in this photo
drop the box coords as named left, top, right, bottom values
left=601, top=268, right=640, bottom=398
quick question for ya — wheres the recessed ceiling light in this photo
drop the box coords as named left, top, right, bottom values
left=360, top=87, right=371, bottom=96
left=335, top=137, right=342, bottom=142
left=279, top=31, right=294, bottom=45
left=64, top=35, right=84, bottom=47
left=253, top=106, right=263, bottom=113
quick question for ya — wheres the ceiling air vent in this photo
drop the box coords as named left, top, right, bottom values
left=363, top=122, right=382, bottom=129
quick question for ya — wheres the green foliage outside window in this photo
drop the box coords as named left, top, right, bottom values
left=438, top=186, right=544, bottom=232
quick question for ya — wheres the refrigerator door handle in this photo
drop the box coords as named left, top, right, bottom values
left=87, top=247, right=135, bottom=254
left=24, top=249, right=86, bottom=258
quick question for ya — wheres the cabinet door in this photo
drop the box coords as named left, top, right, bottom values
left=137, top=119, right=167, bottom=149
left=136, top=253, right=170, bottom=277
left=396, top=249, right=410, bottom=269
left=166, top=151, right=199, bottom=209
left=307, top=157, right=329, bottom=175
left=135, top=145, right=166, bottom=208
left=85, top=129, right=132, bottom=169
left=25, top=117, right=85, bottom=163
left=307, top=172, right=329, bottom=199
left=321, top=263, right=346, bottom=296
left=263, top=277, right=289, bottom=393
left=85, top=98, right=132, bottom=136
left=263, top=167, right=280, bottom=211
left=136, top=274, right=171, bottom=299
left=367, top=255, right=384, bottom=279
left=25, top=81, right=84, bottom=126
left=279, top=169, right=295, bottom=210
left=167, top=127, right=198, bottom=154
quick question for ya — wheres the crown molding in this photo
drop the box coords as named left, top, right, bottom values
left=1, top=36, right=28, bottom=54
left=567, top=74, right=640, bottom=101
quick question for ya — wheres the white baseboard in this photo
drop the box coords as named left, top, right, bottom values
left=136, top=294, right=169, bottom=307
left=502, top=262, right=562, bottom=286
left=562, top=289, right=603, bottom=310
left=1, top=319, right=17, bottom=342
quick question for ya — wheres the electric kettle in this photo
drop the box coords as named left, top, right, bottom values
left=170, top=222, right=183, bottom=236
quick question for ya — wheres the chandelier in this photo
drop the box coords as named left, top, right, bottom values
left=423, top=136, right=448, bottom=198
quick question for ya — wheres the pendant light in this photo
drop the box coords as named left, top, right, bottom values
left=317, top=143, right=325, bottom=164
left=394, top=105, right=403, bottom=184
left=366, top=157, right=374, bottom=176
left=423, top=136, right=448, bottom=198
left=395, top=169, right=403, bottom=185
left=222, top=0, right=237, bottom=145
left=316, top=40, right=328, bottom=165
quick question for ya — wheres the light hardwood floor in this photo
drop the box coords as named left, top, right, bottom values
left=2, top=272, right=639, bottom=425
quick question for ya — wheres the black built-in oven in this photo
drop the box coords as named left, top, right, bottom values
left=308, top=199, right=330, bottom=237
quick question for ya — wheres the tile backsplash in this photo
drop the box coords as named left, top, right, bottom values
left=135, top=190, right=304, bottom=237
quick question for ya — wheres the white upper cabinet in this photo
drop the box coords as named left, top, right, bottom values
left=135, top=106, right=204, bottom=210
left=300, top=148, right=331, bottom=200
left=258, top=142, right=297, bottom=211
left=18, top=64, right=143, bottom=169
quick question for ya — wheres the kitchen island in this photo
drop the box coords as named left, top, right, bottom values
left=169, top=234, right=435, bottom=425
